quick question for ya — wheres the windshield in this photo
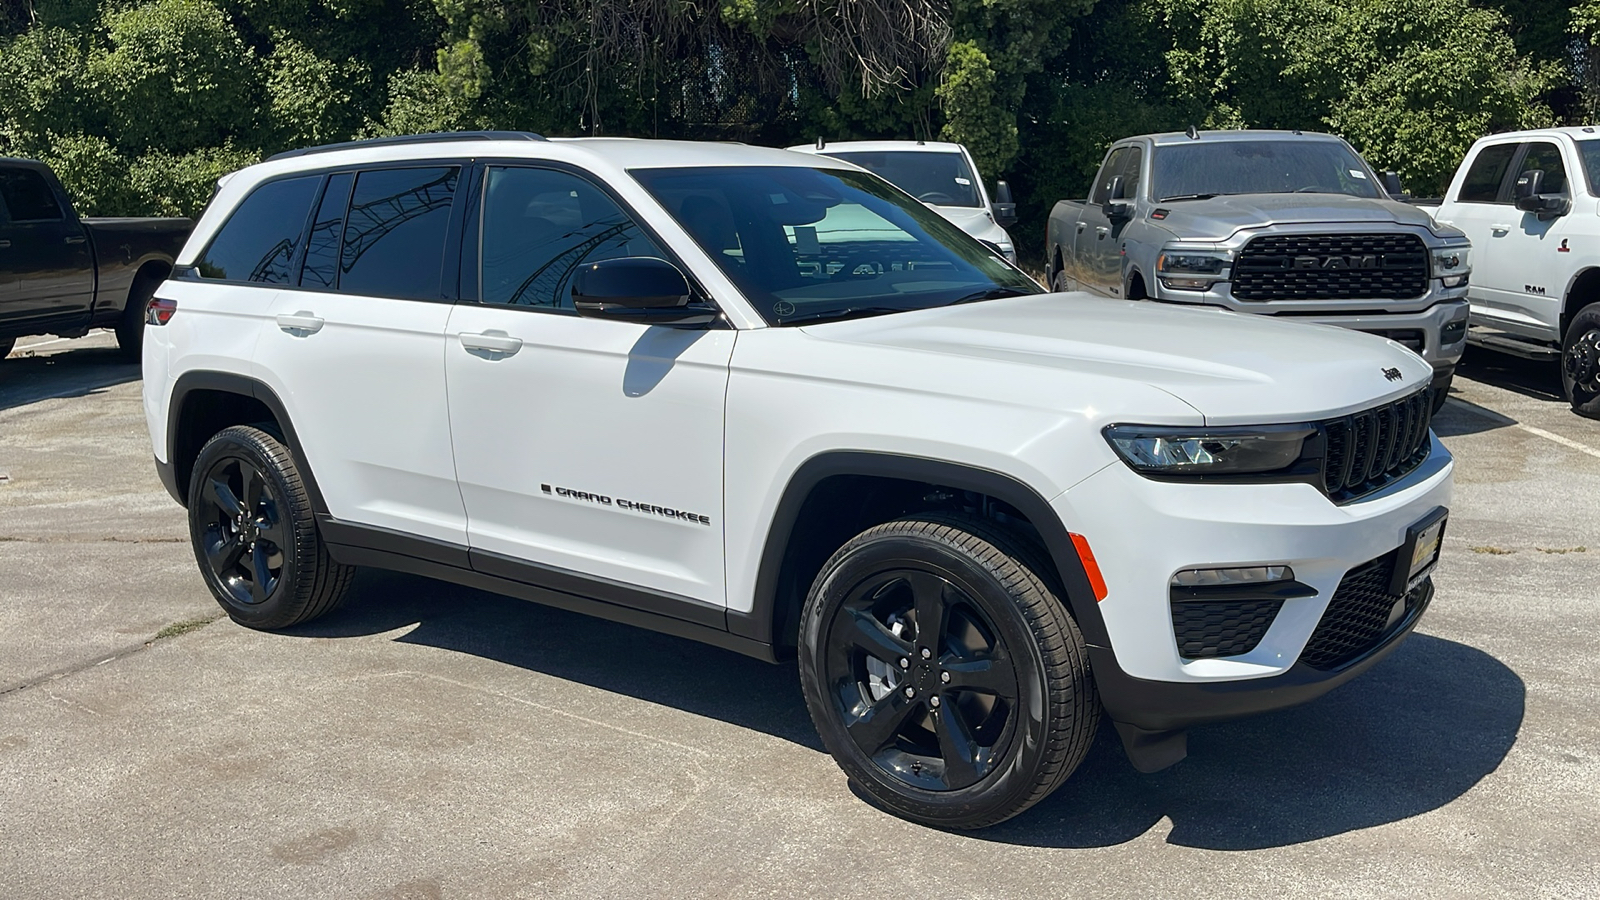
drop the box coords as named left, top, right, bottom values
left=1576, top=139, right=1600, bottom=195
left=1152, top=140, right=1385, bottom=201
left=631, top=166, right=1037, bottom=326
left=823, top=151, right=982, bottom=207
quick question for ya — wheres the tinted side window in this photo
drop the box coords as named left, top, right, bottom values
left=197, top=176, right=321, bottom=282
left=480, top=166, right=665, bottom=310
left=1519, top=142, right=1569, bottom=196
left=1456, top=144, right=1517, bottom=203
left=339, top=167, right=459, bottom=301
left=299, top=173, right=352, bottom=290
left=1092, top=148, right=1128, bottom=205
left=0, top=167, right=64, bottom=221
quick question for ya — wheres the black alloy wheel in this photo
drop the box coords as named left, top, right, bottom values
left=196, top=455, right=286, bottom=606
left=187, top=426, right=353, bottom=629
left=799, top=514, right=1100, bottom=829
left=1563, top=301, right=1600, bottom=418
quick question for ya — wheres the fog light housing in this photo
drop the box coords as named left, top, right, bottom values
left=1171, top=565, right=1294, bottom=588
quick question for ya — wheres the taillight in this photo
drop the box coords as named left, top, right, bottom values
left=145, top=297, right=177, bottom=326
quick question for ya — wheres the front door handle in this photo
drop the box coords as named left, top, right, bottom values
left=0, top=240, right=10, bottom=248
left=276, top=311, right=324, bottom=335
left=1096, top=226, right=1109, bottom=240
left=1076, top=222, right=1087, bottom=234
left=64, top=235, right=86, bottom=245
left=1490, top=224, right=1511, bottom=235
left=460, top=330, right=523, bottom=357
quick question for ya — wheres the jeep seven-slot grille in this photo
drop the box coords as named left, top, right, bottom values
left=1300, top=550, right=1427, bottom=670
left=1233, top=233, right=1429, bottom=301
left=1321, top=389, right=1433, bottom=502
left=1171, top=598, right=1283, bottom=659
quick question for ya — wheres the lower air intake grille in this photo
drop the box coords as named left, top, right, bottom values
left=1300, top=551, right=1426, bottom=670
left=1172, top=598, right=1284, bottom=659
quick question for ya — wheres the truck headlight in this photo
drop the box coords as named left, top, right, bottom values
left=1156, top=250, right=1230, bottom=291
left=1104, top=424, right=1315, bottom=476
left=1431, top=244, right=1471, bottom=288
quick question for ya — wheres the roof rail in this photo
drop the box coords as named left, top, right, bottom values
left=267, top=131, right=548, bottom=162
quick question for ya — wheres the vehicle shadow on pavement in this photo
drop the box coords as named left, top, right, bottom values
left=983, top=632, right=1524, bottom=849
left=0, top=345, right=140, bottom=413
left=284, top=568, right=825, bottom=751
left=1455, top=345, right=1563, bottom=403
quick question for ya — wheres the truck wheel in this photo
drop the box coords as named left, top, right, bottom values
left=1051, top=269, right=1073, bottom=293
left=114, top=277, right=158, bottom=361
left=187, top=425, right=354, bottom=629
left=1562, top=302, right=1600, bottom=419
left=1431, top=372, right=1453, bottom=414
left=0, top=336, right=14, bottom=361
left=798, top=513, right=1100, bottom=829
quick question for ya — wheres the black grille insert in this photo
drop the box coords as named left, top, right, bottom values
left=1300, top=551, right=1427, bottom=670
left=1171, top=598, right=1284, bottom=659
left=1233, top=233, right=1429, bottom=301
left=1320, top=388, right=1433, bottom=502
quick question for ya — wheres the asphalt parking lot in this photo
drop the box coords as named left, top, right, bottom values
left=1, top=331, right=1597, bottom=899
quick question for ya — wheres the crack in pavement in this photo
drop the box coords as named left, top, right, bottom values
left=0, top=612, right=225, bottom=699
left=0, top=535, right=186, bottom=543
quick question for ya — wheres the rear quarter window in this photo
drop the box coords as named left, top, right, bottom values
left=196, top=176, right=321, bottom=283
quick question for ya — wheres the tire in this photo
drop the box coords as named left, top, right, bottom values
left=1051, top=268, right=1073, bottom=293
left=114, top=277, right=157, bottom=361
left=0, top=336, right=14, bottom=361
left=798, top=513, right=1100, bottom=829
left=1430, top=372, right=1453, bottom=414
left=1562, top=301, right=1600, bottom=419
left=187, top=425, right=354, bottom=629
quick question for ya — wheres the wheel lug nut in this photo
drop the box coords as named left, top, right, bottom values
left=903, top=686, right=915, bottom=698
left=940, top=671, right=950, bottom=683
left=898, top=658, right=909, bottom=669
left=920, top=648, right=932, bottom=659
left=929, top=696, right=941, bottom=708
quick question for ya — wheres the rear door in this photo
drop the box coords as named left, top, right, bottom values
left=252, top=164, right=468, bottom=546
left=0, top=164, right=94, bottom=326
left=444, top=163, right=733, bottom=610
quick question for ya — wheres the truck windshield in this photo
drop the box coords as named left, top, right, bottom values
left=631, top=165, right=1037, bottom=326
left=1575, top=139, right=1600, bottom=195
left=823, top=151, right=982, bottom=207
left=1152, top=140, right=1385, bottom=201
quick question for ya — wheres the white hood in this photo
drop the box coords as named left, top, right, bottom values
left=800, top=293, right=1434, bottom=425
left=930, top=205, right=1011, bottom=245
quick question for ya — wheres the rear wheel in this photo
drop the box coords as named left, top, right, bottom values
left=115, top=276, right=159, bottom=361
left=798, top=513, right=1100, bottom=829
left=1563, top=302, right=1600, bottom=419
left=187, top=425, right=353, bottom=629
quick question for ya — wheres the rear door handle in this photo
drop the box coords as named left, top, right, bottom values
left=64, top=235, right=86, bottom=245
left=1096, top=226, right=1109, bottom=239
left=0, top=240, right=10, bottom=248
left=460, top=330, right=523, bottom=357
left=276, top=312, right=324, bottom=335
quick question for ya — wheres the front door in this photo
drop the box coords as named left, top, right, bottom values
left=1435, top=141, right=1521, bottom=322
left=1073, top=146, right=1131, bottom=297
left=444, top=164, right=732, bottom=610
left=0, top=164, right=94, bottom=326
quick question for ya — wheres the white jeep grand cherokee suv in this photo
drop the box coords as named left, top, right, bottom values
left=143, top=132, right=1453, bottom=829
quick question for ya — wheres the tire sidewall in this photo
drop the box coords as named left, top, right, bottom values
left=799, top=530, right=1056, bottom=826
left=187, top=427, right=309, bottom=628
left=1563, top=303, right=1600, bottom=417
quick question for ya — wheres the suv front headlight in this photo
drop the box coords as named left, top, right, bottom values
left=1431, top=244, right=1471, bottom=288
left=1104, top=424, right=1315, bottom=476
left=1156, top=249, right=1231, bottom=291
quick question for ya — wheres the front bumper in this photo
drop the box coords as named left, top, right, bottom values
left=1052, top=433, right=1452, bottom=759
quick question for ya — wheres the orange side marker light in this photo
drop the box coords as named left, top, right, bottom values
left=1070, top=533, right=1108, bottom=601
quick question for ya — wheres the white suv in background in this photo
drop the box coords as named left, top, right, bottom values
left=144, top=133, right=1453, bottom=829
left=788, top=139, right=1019, bottom=263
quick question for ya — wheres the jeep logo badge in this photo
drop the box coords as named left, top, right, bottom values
left=1382, top=367, right=1403, bottom=382
left=1293, top=255, right=1380, bottom=269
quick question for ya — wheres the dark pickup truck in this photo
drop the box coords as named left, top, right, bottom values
left=1, top=158, right=190, bottom=361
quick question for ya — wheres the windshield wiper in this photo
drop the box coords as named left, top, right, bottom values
left=1156, top=192, right=1229, bottom=202
left=781, top=305, right=913, bottom=326
left=949, top=286, right=1037, bottom=305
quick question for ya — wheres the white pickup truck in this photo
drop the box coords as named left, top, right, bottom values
left=1430, top=127, right=1600, bottom=417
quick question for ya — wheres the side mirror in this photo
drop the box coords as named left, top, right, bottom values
left=1513, top=169, right=1544, bottom=210
left=1103, top=175, right=1133, bottom=220
left=1382, top=170, right=1404, bottom=197
left=572, top=257, right=718, bottom=327
left=990, top=179, right=1017, bottom=229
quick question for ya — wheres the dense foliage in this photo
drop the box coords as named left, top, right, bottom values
left=2, top=0, right=1594, bottom=260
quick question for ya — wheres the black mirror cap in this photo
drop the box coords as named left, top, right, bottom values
left=1105, top=174, right=1127, bottom=203
left=1514, top=169, right=1544, bottom=203
left=991, top=202, right=1018, bottom=228
left=994, top=179, right=1015, bottom=205
left=572, top=257, right=718, bottom=327
left=1105, top=200, right=1134, bottom=220
left=1382, top=170, right=1404, bottom=197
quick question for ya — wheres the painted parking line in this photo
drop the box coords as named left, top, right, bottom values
left=1446, top=397, right=1600, bottom=459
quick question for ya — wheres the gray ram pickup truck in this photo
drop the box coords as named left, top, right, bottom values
left=1046, top=130, right=1472, bottom=407
left=1, top=158, right=189, bottom=362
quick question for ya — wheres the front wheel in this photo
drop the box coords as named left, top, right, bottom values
left=1562, top=301, right=1600, bottom=419
left=798, top=514, right=1100, bottom=829
left=0, top=336, right=14, bottom=361
left=187, top=425, right=354, bottom=629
